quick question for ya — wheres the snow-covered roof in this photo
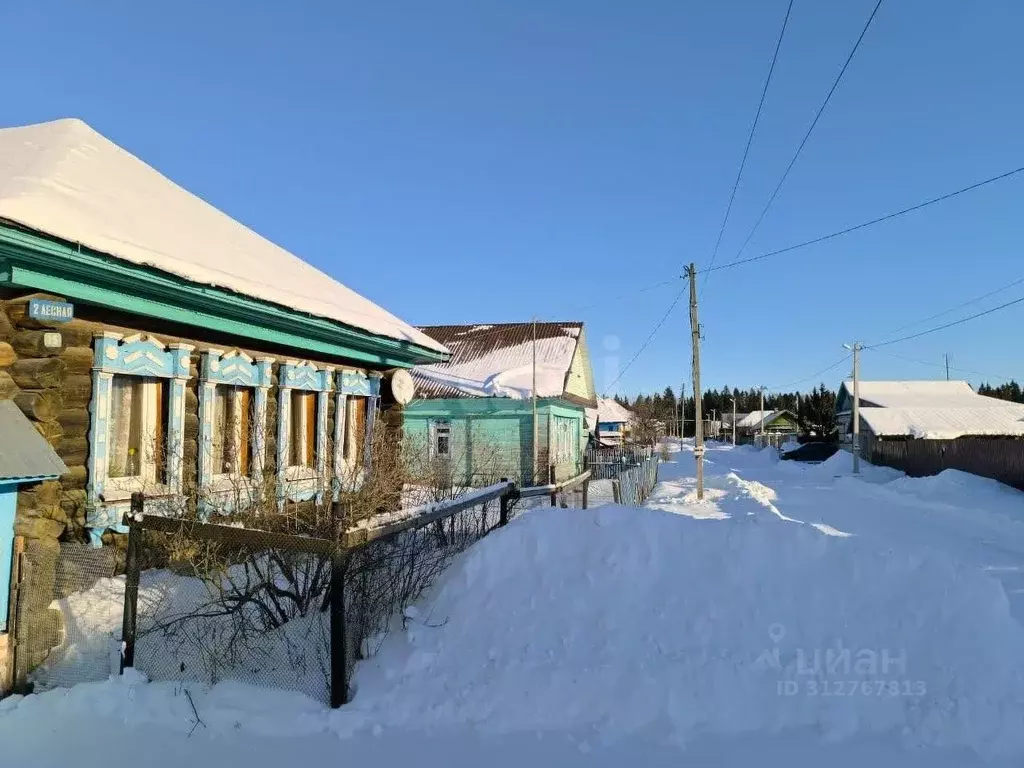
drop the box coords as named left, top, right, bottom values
left=585, top=397, right=633, bottom=431
left=735, top=410, right=792, bottom=429
left=0, top=118, right=445, bottom=354
left=860, top=406, right=1024, bottom=439
left=842, top=380, right=988, bottom=409
left=411, top=322, right=586, bottom=401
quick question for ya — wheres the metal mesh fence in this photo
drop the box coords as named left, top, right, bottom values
left=132, top=535, right=334, bottom=702
left=128, top=491, right=516, bottom=705
left=17, top=541, right=119, bottom=691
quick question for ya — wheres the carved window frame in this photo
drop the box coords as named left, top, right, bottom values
left=197, top=349, right=273, bottom=511
left=86, top=332, right=193, bottom=545
left=333, top=371, right=382, bottom=494
left=277, top=361, right=333, bottom=503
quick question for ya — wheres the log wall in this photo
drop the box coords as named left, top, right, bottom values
left=0, top=291, right=385, bottom=545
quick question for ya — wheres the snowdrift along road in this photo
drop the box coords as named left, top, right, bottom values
left=4, top=441, right=1024, bottom=767
left=344, top=498, right=1024, bottom=756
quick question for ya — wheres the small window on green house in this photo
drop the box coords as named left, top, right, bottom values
left=432, top=419, right=451, bottom=458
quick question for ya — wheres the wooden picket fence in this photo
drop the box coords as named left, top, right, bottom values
left=611, top=454, right=659, bottom=506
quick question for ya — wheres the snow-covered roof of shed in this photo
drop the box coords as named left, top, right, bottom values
left=860, top=406, right=1024, bottom=440
left=411, top=322, right=583, bottom=400
left=842, top=380, right=990, bottom=409
left=0, top=118, right=445, bottom=354
left=585, top=397, right=633, bottom=431
left=735, top=410, right=793, bottom=429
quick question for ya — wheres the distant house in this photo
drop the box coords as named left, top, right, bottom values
left=835, top=380, right=1024, bottom=487
left=586, top=397, right=633, bottom=446
left=405, top=322, right=597, bottom=486
left=729, top=410, right=799, bottom=443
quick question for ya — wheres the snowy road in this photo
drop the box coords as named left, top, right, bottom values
left=4, top=441, right=1024, bottom=767
left=677, top=441, right=1024, bottom=621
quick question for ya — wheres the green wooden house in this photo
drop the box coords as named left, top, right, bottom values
left=405, top=322, right=597, bottom=486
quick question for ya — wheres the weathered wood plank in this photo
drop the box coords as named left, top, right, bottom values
left=12, top=330, right=67, bottom=358
left=60, top=374, right=92, bottom=408
left=10, top=357, right=66, bottom=389
left=0, top=341, right=16, bottom=368
left=0, top=370, right=18, bottom=400
left=59, top=347, right=94, bottom=376
left=14, top=390, right=63, bottom=422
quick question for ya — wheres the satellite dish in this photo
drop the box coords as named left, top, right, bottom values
left=390, top=369, right=415, bottom=405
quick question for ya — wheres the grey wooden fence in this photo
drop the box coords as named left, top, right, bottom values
left=611, top=454, right=659, bottom=506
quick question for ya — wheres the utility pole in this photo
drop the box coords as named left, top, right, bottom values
left=686, top=263, right=704, bottom=500
left=731, top=397, right=737, bottom=446
left=944, top=353, right=950, bottom=381
left=759, top=387, right=766, bottom=440
left=532, top=317, right=538, bottom=483
left=680, top=380, right=685, bottom=440
left=852, top=342, right=861, bottom=474
left=844, top=341, right=862, bottom=474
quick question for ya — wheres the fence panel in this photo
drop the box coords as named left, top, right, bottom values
left=123, top=484, right=524, bottom=706
left=14, top=541, right=119, bottom=692
left=585, top=445, right=653, bottom=480
left=611, top=455, right=660, bottom=507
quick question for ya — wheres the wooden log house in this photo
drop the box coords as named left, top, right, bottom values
left=0, top=118, right=448, bottom=688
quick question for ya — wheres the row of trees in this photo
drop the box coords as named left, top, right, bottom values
left=978, top=381, right=1024, bottom=403
left=613, top=383, right=839, bottom=440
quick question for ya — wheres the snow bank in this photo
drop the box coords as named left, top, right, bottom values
left=342, top=505, right=1024, bottom=756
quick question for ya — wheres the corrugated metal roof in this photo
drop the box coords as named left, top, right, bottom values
left=0, top=400, right=68, bottom=482
left=412, top=322, right=584, bottom=401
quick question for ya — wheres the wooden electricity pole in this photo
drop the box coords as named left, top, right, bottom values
left=944, top=353, right=950, bottom=381
left=731, top=397, right=737, bottom=446
left=852, top=342, right=861, bottom=475
left=686, top=263, right=704, bottom=500
left=759, top=387, right=766, bottom=441
left=532, top=317, right=538, bottom=483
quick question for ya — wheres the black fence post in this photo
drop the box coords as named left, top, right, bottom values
left=499, top=479, right=510, bottom=527
left=330, top=502, right=351, bottom=708
left=329, top=548, right=350, bottom=708
left=120, top=492, right=144, bottom=673
left=582, top=479, right=589, bottom=510
left=549, top=464, right=557, bottom=507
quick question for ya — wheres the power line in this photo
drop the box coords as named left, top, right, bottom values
left=703, top=0, right=795, bottom=294
left=705, top=163, right=1024, bottom=274
left=602, top=283, right=688, bottom=395
left=881, top=272, right=1024, bottom=337
left=868, top=293, right=1024, bottom=348
left=765, top=354, right=852, bottom=392
left=559, top=163, right=1024, bottom=312
left=568, top=277, right=680, bottom=312
left=727, top=0, right=885, bottom=266
left=865, top=347, right=1013, bottom=381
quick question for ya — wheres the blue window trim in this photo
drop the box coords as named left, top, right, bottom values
left=197, top=349, right=274, bottom=516
left=277, top=361, right=334, bottom=505
left=86, top=332, right=193, bottom=546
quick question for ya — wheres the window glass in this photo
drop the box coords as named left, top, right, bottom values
left=347, top=397, right=368, bottom=464
left=435, top=421, right=451, bottom=457
left=290, top=390, right=317, bottom=467
left=109, top=375, right=166, bottom=482
left=213, top=385, right=253, bottom=475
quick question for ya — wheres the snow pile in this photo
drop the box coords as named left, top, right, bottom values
left=343, top=504, right=1024, bottom=756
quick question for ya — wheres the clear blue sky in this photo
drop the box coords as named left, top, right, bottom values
left=3, top=1, right=1023, bottom=397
